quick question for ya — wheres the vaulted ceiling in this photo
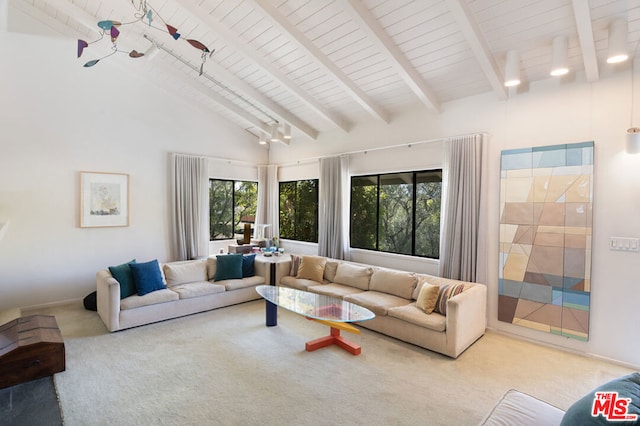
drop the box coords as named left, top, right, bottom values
left=9, top=0, right=640, bottom=145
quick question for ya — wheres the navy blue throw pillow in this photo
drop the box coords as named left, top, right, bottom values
left=130, top=259, right=166, bottom=296
left=242, top=254, right=256, bottom=277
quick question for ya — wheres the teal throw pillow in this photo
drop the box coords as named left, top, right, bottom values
left=215, top=254, right=243, bottom=281
left=108, top=259, right=137, bottom=299
left=130, top=259, right=166, bottom=296
left=560, top=372, right=640, bottom=425
left=242, top=254, right=256, bottom=278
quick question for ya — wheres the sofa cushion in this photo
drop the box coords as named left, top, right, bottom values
left=333, top=263, right=373, bottom=290
left=130, top=259, right=166, bottom=296
left=308, top=283, right=364, bottom=299
left=289, top=254, right=302, bottom=276
left=216, top=275, right=265, bottom=291
left=215, top=254, right=243, bottom=281
left=415, top=283, right=440, bottom=314
left=280, top=276, right=324, bottom=291
left=324, top=260, right=340, bottom=282
left=480, top=389, right=565, bottom=426
left=163, top=261, right=207, bottom=287
left=108, top=259, right=137, bottom=299
left=242, top=254, right=256, bottom=277
left=435, top=283, right=466, bottom=315
left=344, top=291, right=410, bottom=316
left=296, top=256, right=327, bottom=282
left=369, top=268, right=417, bottom=299
left=387, top=303, right=446, bottom=332
left=170, top=282, right=225, bottom=299
left=560, top=372, right=640, bottom=426
left=120, top=288, right=179, bottom=310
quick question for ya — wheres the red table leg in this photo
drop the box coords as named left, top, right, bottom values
left=305, top=326, right=362, bottom=355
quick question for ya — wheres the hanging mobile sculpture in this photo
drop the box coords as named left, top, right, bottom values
left=77, top=1, right=214, bottom=73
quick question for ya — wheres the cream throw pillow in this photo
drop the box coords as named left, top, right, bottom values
left=416, top=283, right=440, bottom=314
left=296, top=256, right=327, bottom=282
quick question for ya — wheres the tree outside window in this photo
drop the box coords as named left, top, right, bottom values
left=279, top=179, right=318, bottom=243
left=350, top=170, right=441, bottom=259
left=209, top=179, right=257, bottom=241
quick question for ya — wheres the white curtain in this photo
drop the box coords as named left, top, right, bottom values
left=318, top=155, right=349, bottom=260
left=255, top=164, right=279, bottom=240
left=170, top=153, right=208, bottom=260
left=439, top=134, right=485, bottom=282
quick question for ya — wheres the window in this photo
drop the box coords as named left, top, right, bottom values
left=350, top=170, right=441, bottom=258
left=279, top=179, right=318, bottom=243
left=209, top=179, right=258, bottom=241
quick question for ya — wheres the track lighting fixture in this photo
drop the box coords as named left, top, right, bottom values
left=504, top=50, right=521, bottom=87
left=550, top=36, right=569, bottom=77
left=607, top=18, right=629, bottom=64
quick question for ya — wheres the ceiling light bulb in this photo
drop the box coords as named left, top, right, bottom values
left=607, top=18, right=629, bottom=64
left=259, top=134, right=267, bottom=145
left=283, top=123, right=291, bottom=140
left=504, top=50, right=521, bottom=87
left=550, top=36, right=569, bottom=77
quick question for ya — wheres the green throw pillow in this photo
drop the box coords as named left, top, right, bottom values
left=130, top=259, right=166, bottom=296
left=215, top=254, right=243, bottom=281
left=108, top=259, right=137, bottom=299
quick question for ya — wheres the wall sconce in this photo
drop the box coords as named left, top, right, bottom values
left=504, top=50, right=521, bottom=87
left=550, top=36, right=569, bottom=77
left=607, top=18, right=629, bottom=64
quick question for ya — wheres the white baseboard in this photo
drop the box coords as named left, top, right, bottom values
left=21, top=297, right=84, bottom=314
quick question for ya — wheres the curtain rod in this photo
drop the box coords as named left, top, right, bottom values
left=275, top=131, right=488, bottom=168
left=171, top=152, right=267, bottom=168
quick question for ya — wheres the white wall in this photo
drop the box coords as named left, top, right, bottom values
left=270, top=68, right=640, bottom=368
left=0, top=31, right=266, bottom=310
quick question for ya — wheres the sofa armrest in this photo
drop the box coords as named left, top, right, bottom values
left=445, top=283, right=487, bottom=357
left=96, top=270, right=121, bottom=332
left=274, top=258, right=292, bottom=286
left=480, top=389, right=564, bottom=425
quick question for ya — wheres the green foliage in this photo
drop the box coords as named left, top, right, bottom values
left=349, top=170, right=441, bottom=259
left=279, top=180, right=318, bottom=242
left=209, top=179, right=258, bottom=241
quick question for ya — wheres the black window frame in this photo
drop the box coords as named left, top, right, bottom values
left=349, top=169, right=442, bottom=259
left=279, top=179, right=319, bottom=243
left=209, top=178, right=258, bottom=241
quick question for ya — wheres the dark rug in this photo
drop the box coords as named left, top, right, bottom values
left=0, top=377, right=62, bottom=425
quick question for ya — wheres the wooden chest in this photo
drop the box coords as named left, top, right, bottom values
left=0, top=315, right=65, bottom=389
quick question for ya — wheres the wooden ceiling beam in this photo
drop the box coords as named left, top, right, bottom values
left=181, top=0, right=351, bottom=134
left=572, top=0, right=599, bottom=82
left=344, top=0, right=441, bottom=113
left=444, top=0, right=507, bottom=100
left=252, top=0, right=390, bottom=124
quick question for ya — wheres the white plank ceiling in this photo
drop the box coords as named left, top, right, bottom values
left=8, top=0, right=640, bottom=144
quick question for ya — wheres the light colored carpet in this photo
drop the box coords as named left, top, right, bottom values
left=30, top=301, right=634, bottom=426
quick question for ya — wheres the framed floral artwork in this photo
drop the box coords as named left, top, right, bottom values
left=80, top=172, right=129, bottom=227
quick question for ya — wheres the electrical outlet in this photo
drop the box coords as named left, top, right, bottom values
left=610, top=237, right=640, bottom=252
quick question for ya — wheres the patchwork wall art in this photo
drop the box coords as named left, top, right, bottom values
left=499, top=141, right=593, bottom=341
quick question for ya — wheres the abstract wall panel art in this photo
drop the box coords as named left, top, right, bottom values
left=499, top=141, right=593, bottom=341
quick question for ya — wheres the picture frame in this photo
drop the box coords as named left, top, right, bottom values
left=80, top=172, right=129, bottom=228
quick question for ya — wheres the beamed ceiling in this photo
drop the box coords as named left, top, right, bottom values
left=8, top=0, right=640, bottom=145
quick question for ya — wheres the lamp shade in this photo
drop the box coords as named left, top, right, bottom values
left=627, top=128, right=640, bottom=153
left=607, top=18, right=629, bottom=64
left=550, top=36, right=569, bottom=76
left=504, top=50, right=521, bottom=87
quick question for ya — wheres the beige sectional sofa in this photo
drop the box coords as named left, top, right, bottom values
left=276, top=255, right=487, bottom=358
left=97, top=256, right=267, bottom=332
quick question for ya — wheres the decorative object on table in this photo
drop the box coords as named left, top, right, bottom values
left=243, top=223, right=251, bottom=244
left=498, top=141, right=593, bottom=341
left=80, top=172, right=129, bottom=228
left=77, top=0, right=214, bottom=73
